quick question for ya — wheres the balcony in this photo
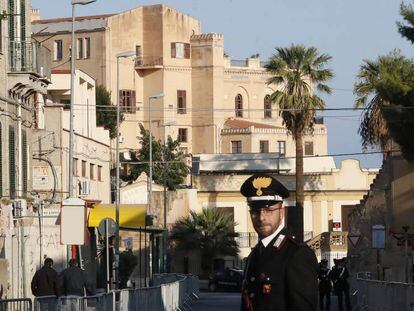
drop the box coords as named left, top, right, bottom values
left=134, top=56, right=163, bottom=70
left=8, top=41, right=51, bottom=79
left=235, top=232, right=258, bottom=248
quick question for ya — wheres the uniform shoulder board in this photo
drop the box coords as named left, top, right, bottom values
left=286, top=235, right=301, bottom=246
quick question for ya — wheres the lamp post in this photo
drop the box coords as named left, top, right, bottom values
left=160, top=121, right=176, bottom=272
left=147, top=93, right=164, bottom=217
left=69, top=1, right=96, bottom=198
left=114, top=50, right=136, bottom=289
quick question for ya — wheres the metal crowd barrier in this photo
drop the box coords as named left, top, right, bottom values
left=355, top=275, right=414, bottom=310
left=1, top=274, right=199, bottom=311
left=0, top=298, right=32, bottom=311
left=34, top=295, right=58, bottom=311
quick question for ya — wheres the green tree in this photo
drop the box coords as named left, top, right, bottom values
left=265, top=45, right=333, bottom=242
left=354, top=51, right=414, bottom=160
left=397, top=1, right=414, bottom=44
left=96, top=85, right=124, bottom=139
left=121, top=124, right=190, bottom=190
left=170, top=208, right=239, bottom=277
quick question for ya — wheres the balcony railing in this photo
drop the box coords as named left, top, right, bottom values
left=235, top=232, right=258, bottom=248
left=134, top=56, right=163, bottom=68
left=9, top=41, right=51, bottom=78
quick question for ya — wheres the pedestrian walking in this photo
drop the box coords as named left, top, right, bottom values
left=240, top=174, right=319, bottom=311
left=59, top=259, right=91, bottom=296
left=31, top=258, right=58, bottom=297
left=330, top=258, right=351, bottom=311
left=318, top=259, right=332, bottom=311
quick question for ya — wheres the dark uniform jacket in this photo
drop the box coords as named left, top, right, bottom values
left=317, top=266, right=332, bottom=293
left=59, top=266, right=90, bottom=296
left=330, top=265, right=350, bottom=292
left=241, top=229, right=318, bottom=311
left=31, top=266, right=58, bottom=297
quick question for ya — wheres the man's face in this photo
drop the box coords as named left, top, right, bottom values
left=249, top=202, right=284, bottom=239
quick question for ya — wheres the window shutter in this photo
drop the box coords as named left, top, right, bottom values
left=119, top=90, right=124, bottom=110
left=184, top=43, right=190, bottom=59
left=22, top=130, right=28, bottom=196
left=131, top=90, right=136, bottom=113
left=0, top=125, right=2, bottom=197
left=171, top=42, right=176, bottom=58
left=183, top=90, right=187, bottom=113
left=9, top=126, right=16, bottom=198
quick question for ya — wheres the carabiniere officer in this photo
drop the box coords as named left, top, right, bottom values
left=240, top=174, right=318, bottom=311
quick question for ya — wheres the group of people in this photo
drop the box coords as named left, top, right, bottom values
left=31, top=258, right=92, bottom=297
left=239, top=173, right=353, bottom=311
left=318, top=258, right=351, bottom=311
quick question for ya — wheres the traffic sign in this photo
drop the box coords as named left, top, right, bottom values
left=98, top=218, right=117, bottom=237
left=348, top=235, right=361, bottom=247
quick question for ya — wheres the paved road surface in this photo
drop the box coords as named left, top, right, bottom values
left=191, top=292, right=241, bottom=311
left=190, top=291, right=352, bottom=310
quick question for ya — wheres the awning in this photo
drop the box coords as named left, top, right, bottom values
left=88, top=204, right=146, bottom=227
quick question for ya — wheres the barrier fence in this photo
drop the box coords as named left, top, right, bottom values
left=0, top=274, right=199, bottom=311
left=355, top=275, right=414, bottom=310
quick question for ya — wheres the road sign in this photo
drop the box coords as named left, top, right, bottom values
left=333, top=222, right=341, bottom=232
left=98, top=218, right=117, bottom=237
left=348, top=235, right=361, bottom=247
left=372, top=225, right=385, bottom=249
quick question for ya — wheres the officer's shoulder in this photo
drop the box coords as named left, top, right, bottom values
left=284, top=236, right=315, bottom=257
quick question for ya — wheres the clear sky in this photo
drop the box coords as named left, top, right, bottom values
left=31, top=0, right=413, bottom=168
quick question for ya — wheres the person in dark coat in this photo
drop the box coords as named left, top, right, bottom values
left=318, top=259, right=331, bottom=310
left=59, top=259, right=91, bottom=296
left=240, top=174, right=319, bottom=311
left=330, top=258, right=351, bottom=311
left=31, top=258, right=58, bottom=297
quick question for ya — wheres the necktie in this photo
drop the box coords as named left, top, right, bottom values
left=258, top=241, right=265, bottom=255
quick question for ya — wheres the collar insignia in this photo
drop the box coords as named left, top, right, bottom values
left=252, top=177, right=272, bottom=196
left=273, top=234, right=285, bottom=248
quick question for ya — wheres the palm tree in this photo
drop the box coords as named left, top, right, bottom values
left=265, top=45, right=333, bottom=242
left=170, top=208, right=239, bottom=277
left=354, top=51, right=414, bottom=160
left=354, top=57, right=392, bottom=155
left=397, top=1, right=414, bottom=44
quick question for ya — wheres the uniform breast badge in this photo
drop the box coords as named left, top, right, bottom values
left=262, top=283, right=271, bottom=294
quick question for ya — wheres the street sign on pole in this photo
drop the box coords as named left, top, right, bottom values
left=348, top=235, right=361, bottom=247
left=372, top=225, right=385, bottom=249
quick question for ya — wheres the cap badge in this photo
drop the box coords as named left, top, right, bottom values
left=252, top=177, right=272, bottom=196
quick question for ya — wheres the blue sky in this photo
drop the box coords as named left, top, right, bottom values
left=32, top=0, right=413, bottom=168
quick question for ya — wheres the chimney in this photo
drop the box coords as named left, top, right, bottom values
left=31, top=8, right=41, bottom=22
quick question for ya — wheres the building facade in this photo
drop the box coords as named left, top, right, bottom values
left=28, top=69, right=111, bottom=292
left=32, top=4, right=328, bottom=159
left=348, top=154, right=414, bottom=283
left=0, top=0, right=51, bottom=299
left=190, top=158, right=377, bottom=269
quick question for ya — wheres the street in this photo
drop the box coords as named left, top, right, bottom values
left=191, top=291, right=349, bottom=311
left=192, top=292, right=241, bottom=311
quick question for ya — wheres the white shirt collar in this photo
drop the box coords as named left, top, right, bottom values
left=260, top=221, right=285, bottom=247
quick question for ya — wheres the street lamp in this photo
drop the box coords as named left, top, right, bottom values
left=68, top=0, right=96, bottom=265
left=114, top=50, right=136, bottom=289
left=160, top=121, right=176, bottom=272
left=147, top=93, right=164, bottom=217
left=69, top=0, right=97, bottom=198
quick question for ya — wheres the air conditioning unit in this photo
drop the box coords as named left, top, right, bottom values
left=13, top=199, right=27, bottom=218
left=80, top=180, right=90, bottom=196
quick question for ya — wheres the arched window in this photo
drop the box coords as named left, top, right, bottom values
left=264, top=95, right=272, bottom=118
left=235, top=94, right=243, bottom=117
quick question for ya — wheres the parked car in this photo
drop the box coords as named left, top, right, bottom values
left=208, top=268, right=244, bottom=292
